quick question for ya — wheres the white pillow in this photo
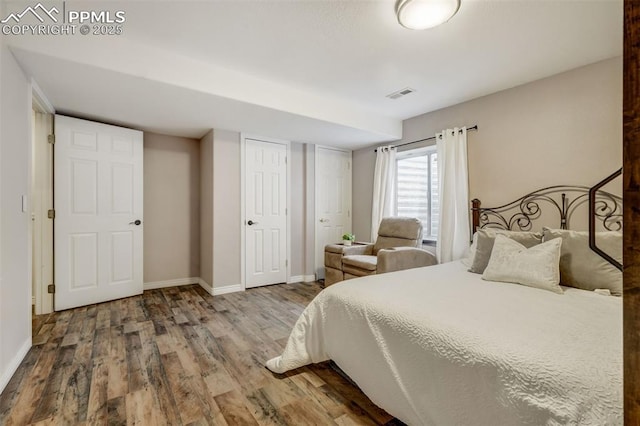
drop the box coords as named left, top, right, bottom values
left=482, top=234, right=563, bottom=294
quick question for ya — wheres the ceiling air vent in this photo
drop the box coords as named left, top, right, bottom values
left=386, top=87, right=416, bottom=100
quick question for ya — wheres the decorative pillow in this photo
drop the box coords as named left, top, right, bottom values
left=542, top=228, right=622, bottom=296
left=469, top=229, right=543, bottom=274
left=482, top=235, right=563, bottom=294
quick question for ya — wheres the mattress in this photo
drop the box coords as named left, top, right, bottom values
left=266, top=261, right=622, bottom=425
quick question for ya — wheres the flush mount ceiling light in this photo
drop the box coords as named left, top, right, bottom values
left=396, top=0, right=461, bottom=30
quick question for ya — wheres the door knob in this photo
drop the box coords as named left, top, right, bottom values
left=129, top=220, right=142, bottom=225
left=319, top=218, right=329, bottom=223
left=247, top=220, right=258, bottom=226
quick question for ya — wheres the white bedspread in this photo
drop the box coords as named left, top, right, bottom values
left=266, top=261, right=622, bottom=425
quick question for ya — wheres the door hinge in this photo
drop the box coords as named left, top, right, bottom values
left=47, top=284, right=55, bottom=294
left=47, top=209, right=55, bottom=219
left=48, top=134, right=55, bottom=144
left=348, top=161, right=351, bottom=170
left=285, top=260, right=288, bottom=267
left=285, top=156, right=287, bottom=164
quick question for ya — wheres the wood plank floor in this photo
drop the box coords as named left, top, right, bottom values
left=0, top=282, right=401, bottom=425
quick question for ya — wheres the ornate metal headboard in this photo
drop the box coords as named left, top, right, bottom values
left=471, top=186, right=622, bottom=233
left=470, top=171, right=623, bottom=269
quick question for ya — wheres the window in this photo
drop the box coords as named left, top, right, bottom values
left=395, top=147, right=439, bottom=242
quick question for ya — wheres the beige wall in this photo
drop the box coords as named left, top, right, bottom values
left=0, top=46, right=32, bottom=393
left=352, top=147, right=376, bottom=241
left=353, top=57, right=622, bottom=237
left=200, top=130, right=214, bottom=287
left=143, top=132, right=200, bottom=283
left=212, top=129, right=242, bottom=288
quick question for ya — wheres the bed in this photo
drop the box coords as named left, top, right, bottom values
left=266, top=178, right=623, bottom=425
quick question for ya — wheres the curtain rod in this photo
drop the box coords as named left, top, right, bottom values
left=374, top=125, right=478, bottom=152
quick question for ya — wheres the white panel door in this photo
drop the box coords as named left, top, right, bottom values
left=245, top=139, right=287, bottom=288
left=54, top=115, right=143, bottom=310
left=315, top=147, right=352, bottom=279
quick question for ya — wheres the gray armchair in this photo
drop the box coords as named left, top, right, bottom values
left=324, top=217, right=437, bottom=286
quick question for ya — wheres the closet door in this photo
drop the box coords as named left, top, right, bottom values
left=244, top=138, right=288, bottom=288
left=315, top=146, right=352, bottom=279
left=54, top=115, right=143, bottom=310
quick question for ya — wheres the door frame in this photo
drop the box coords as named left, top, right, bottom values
left=30, top=80, right=55, bottom=315
left=314, top=145, right=352, bottom=277
left=240, top=134, right=291, bottom=290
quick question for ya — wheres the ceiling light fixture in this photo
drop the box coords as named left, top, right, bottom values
left=396, top=0, right=460, bottom=30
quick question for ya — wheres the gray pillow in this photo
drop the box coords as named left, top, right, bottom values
left=542, top=227, right=622, bottom=296
left=460, top=232, right=478, bottom=268
left=469, top=229, right=543, bottom=274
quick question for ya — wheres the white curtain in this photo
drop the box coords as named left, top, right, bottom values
left=371, top=146, right=396, bottom=242
left=436, top=127, right=470, bottom=263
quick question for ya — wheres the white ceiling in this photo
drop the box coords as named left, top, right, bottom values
left=4, top=0, right=622, bottom=149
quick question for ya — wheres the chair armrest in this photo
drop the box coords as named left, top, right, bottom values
left=341, top=244, right=374, bottom=256
left=377, top=247, right=437, bottom=274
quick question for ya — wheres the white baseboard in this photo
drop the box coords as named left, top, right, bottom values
left=0, top=339, right=31, bottom=394
left=142, top=278, right=258, bottom=296
left=201, top=280, right=243, bottom=296
left=198, top=278, right=213, bottom=295
left=288, top=274, right=316, bottom=283
left=213, top=284, right=243, bottom=296
left=144, top=277, right=199, bottom=291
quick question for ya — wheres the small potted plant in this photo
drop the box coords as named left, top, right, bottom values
left=342, top=233, right=355, bottom=246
